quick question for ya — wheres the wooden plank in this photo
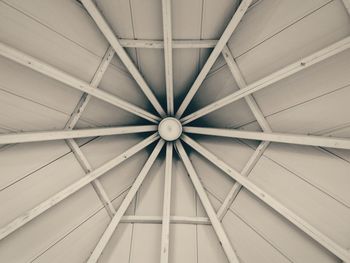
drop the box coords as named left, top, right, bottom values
left=183, top=126, right=350, bottom=150
left=0, top=125, right=157, bottom=144
left=118, top=39, right=218, bottom=48
left=120, top=215, right=210, bottom=225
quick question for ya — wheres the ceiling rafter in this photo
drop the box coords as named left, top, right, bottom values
left=181, top=135, right=350, bottom=262
left=160, top=142, right=173, bottom=263
left=162, top=0, right=174, bottom=115
left=176, top=140, right=240, bottom=263
left=118, top=39, right=218, bottom=49
left=81, top=0, right=166, bottom=117
left=0, top=133, right=159, bottom=241
left=0, top=125, right=157, bottom=144
left=181, top=36, right=350, bottom=125
left=183, top=126, right=350, bottom=150
left=0, top=42, right=160, bottom=123
left=86, top=139, right=165, bottom=263
left=175, top=0, right=253, bottom=118
left=120, top=215, right=210, bottom=225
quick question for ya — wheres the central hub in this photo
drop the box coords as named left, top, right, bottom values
left=158, top=117, right=182, bottom=141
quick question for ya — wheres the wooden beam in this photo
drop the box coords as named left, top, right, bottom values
left=160, top=143, right=173, bottom=263
left=0, top=125, right=157, bottom=144
left=81, top=0, right=166, bottom=117
left=118, top=39, right=218, bottom=49
left=341, top=0, right=350, bottom=15
left=0, top=133, right=159, bottom=240
left=176, top=140, right=240, bottom=263
left=65, top=46, right=114, bottom=130
left=175, top=0, right=253, bottom=118
left=180, top=36, right=350, bottom=124
left=162, top=0, right=174, bottom=115
left=120, top=215, right=210, bottom=225
left=217, top=141, right=269, bottom=220
left=87, top=139, right=165, bottom=263
left=183, top=126, right=350, bottom=150
left=181, top=135, right=350, bottom=262
left=0, top=42, right=160, bottom=123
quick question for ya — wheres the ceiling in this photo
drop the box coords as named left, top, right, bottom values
left=0, top=0, right=350, bottom=262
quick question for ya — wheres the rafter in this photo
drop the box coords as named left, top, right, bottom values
left=180, top=36, right=350, bottom=124
left=183, top=126, right=350, bottom=150
left=160, top=143, right=173, bottom=263
left=0, top=125, right=157, bottom=144
left=87, top=139, right=165, bottom=263
left=120, top=215, right=210, bottom=225
left=118, top=39, right=218, bottom=49
left=0, top=42, right=160, bottom=123
left=81, top=0, right=166, bottom=117
left=181, top=135, right=350, bottom=262
left=176, top=140, right=240, bottom=263
left=0, top=133, right=159, bottom=241
left=175, top=0, right=253, bottom=118
left=162, top=0, right=174, bottom=115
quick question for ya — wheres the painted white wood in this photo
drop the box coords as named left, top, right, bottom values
left=160, top=143, right=173, bottom=263
left=184, top=126, right=350, bottom=150
left=181, top=135, right=350, bottom=262
left=181, top=36, right=350, bottom=124
left=0, top=125, right=157, bottom=144
left=342, top=0, right=350, bottom=15
left=0, top=42, right=160, bottom=123
left=0, top=133, right=159, bottom=241
left=217, top=141, right=269, bottom=220
left=119, top=215, right=210, bottom=225
left=162, top=0, right=174, bottom=115
left=175, top=0, right=253, bottom=118
left=87, top=139, right=165, bottom=263
left=81, top=0, right=166, bottom=117
left=176, top=140, right=241, bottom=263
left=118, top=39, right=218, bottom=48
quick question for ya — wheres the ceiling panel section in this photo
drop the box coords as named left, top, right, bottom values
left=169, top=225, right=197, bottom=263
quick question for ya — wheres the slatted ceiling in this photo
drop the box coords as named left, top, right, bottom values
left=249, top=156, right=350, bottom=248
left=0, top=140, right=70, bottom=191
left=231, top=190, right=340, bottom=263
left=130, top=224, right=162, bottom=263
left=2, top=0, right=108, bottom=57
left=0, top=56, right=82, bottom=116
left=168, top=225, right=197, bottom=262
left=264, top=143, right=350, bottom=207
left=228, top=0, right=331, bottom=59
left=235, top=0, right=350, bottom=84
left=0, top=185, right=105, bottom=263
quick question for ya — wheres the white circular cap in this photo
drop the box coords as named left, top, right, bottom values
left=158, top=117, right=182, bottom=141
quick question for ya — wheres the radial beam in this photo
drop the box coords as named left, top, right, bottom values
left=0, top=125, right=157, bottom=144
left=181, top=36, right=350, bottom=124
left=118, top=39, right=218, bottom=49
left=184, top=126, right=350, bottom=150
left=0, top=133, right=159, bottom=241
left=217, top=141, right=269, bottom=220
left=87, top=139, right=165, bottom=263
left=120, top=215, right=210, bottom=225
left=162, top=0, right=174, bottom=115
left=160, top=143, right=173, bottom=263
left=176, top=140, right=240, bottom=263
left=175, top=0, right=252, bottom=118
left=81, top=0, right=165, bottom=117
left=182, top=135, right=350, bottom=262
left=0, top=42, right=160, bottom=123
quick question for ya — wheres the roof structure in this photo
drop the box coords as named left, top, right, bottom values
left=0, top=0, right=350, bottom=262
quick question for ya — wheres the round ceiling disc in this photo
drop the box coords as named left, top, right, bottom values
left=158, top=117, right=182, bottom=141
